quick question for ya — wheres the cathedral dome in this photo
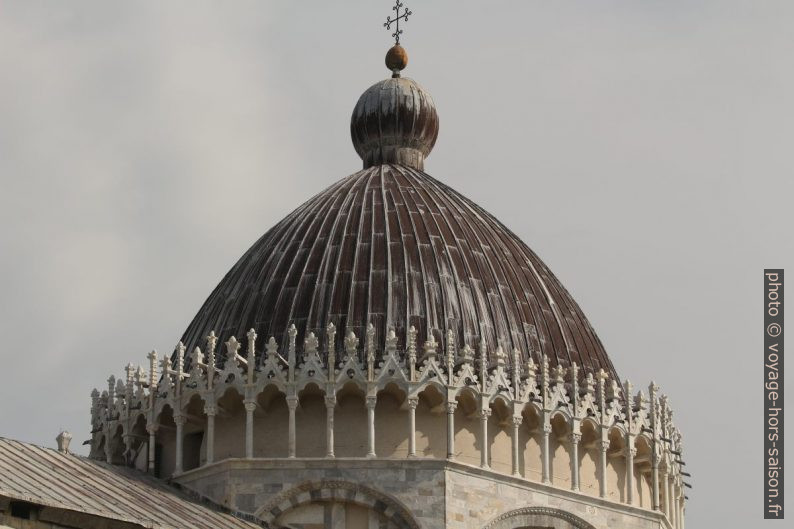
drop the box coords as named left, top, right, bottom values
left=180, top=46, right=617, bottom=379
left=88, top=39, right=687, bottom=529
left=180, top=164, right=616, bottom=378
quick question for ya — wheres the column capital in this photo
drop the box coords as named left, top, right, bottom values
left=325, top=395, right=337, bottom=408
left=626, top=446, right=638, bottom=458
left=286, top=395, right=299, bottom=409
left=570, top=432, right=582, bottom=444
left=244, top=401, right=257, bottom=413
left=480, top=408, right=492, bottom=419
left=511, top=416, right=523, bottom=427
left=407, top=397, right=419, bottom=409
left=145, top=424, right=159, bottom=435
left=542, top=423, right=552, bottom=434
left=366, top=395, right=378, bottom=409
left=204, top=404, right=217, bottom=416
left=173, top=414, right=188, bottom=426
left=446, top=400, right=458, bottom=414
left=598, top=439, right=610, bottom=452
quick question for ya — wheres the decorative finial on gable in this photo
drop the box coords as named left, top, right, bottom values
left=366, top=323, right=376, bottom=381
left=344, top=331, right=359, bottom=361
left=446, top=329, right=456, bottom=377
left=407, top=326, right=417, bottom=381
left=246, top=328, right=258, bottom=384
left=287, top=324, right=298, bottom=381
left=206, top=331, right=218, bottom=369
left=326, top=322, right=337, bottom=372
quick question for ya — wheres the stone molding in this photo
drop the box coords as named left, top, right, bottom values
left=255, top=479, right=420, bottom=529
left=481, top=506, right=597, bottom=529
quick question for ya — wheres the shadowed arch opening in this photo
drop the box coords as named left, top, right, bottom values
left=155, top=404, right=176, bottom=478
left=183, top=394, right=206, bottom=471
left=606, top=427, right=627, bottom=503
left=335, top=382, right=367, bottom=457
left=214, top=387, right=244, bottom=461
left=488, top=397, right=512, bottom=474
left=549, top=412, right=572, bottom=487
left=375, top=383, right=408, bottom=458
left=296, top=383, right=326, bottom=457
left=519, top=403, right=542, bottom=481
left=415, top=385, right=445, bottom=458
left=128, top=413, right=148, bottom=471
left=255, top=384, right=288, bottom=457
left=453, top=389, right=479, bottom=466
left=578, top=419, right=600, bottom=497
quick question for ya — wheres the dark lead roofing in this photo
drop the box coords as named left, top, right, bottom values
left=180, top=164, right=617, bottom=380
left=179, top=45, right=617, bottom=379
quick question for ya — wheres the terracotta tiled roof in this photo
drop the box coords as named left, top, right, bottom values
left=0, top=438, right=264, bottom=529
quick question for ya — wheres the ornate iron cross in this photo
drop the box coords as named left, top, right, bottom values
left=384, top=1, right=411, bottom=45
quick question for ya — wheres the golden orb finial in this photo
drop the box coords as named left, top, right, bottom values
left=385, top=45, right=408, bottom=78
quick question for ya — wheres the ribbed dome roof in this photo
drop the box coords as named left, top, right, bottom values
left=179, top=46, right=617, bottom=379
left=180, top=164, right=617, bottom=379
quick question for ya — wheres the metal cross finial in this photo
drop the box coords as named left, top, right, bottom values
left=384, top=1, right=411, bottom=45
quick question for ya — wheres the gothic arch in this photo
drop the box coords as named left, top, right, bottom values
left=482, top=506, right=597, bottom=529
left=255, top=479, right=421, bottom=529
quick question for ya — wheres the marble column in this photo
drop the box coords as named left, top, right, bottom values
left=511, top=416, right=522, bottom=476
left=407, top=397, right=419, bottom=458
left=204, top=404, right=216, bottom=465
left=480, top=408, right=491, bottom=469
left=366, top=395, right=377, bottom=458
left=146, top=424, right=157, bottom=475
left=286, top=396, right=298, bottom=458
left=446, top=401, right=457, bottom=459
left=652, top=455, right=660, bottom=511
left=104, top=427, right=113, bottom=464
left=570, top=433, right=581, bottom=492
left=626, top=445, right=637, bottom=505
left=598, top=439, right=610, bottom=498
left=325, top=396, right=336, bottom=458
left=244, top=400, right=256, bottom=459
left=122, top=434, right=134, bottom=466
left=174, top=413, right=187, bottom=474
left=541, top=420, right=551, bottom=484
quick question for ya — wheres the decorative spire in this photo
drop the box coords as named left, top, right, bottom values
left=423, top=333, right=438, bottom=361
left=287, top=324, right=298, bottom=382
left=445, top=329, right=456, bottom=378
left=246, top=328, right=258, bottom=384
left=147, top=350, right=158, bottom=392
left=407, top=326, right=417, bottom=381
left=326, top=323, right=337, bottom=372
left=206, top=331, right=218, bottom=370
left=366, top=323, right=376, bottom=381
left=385, top=327, right=399, bottom=355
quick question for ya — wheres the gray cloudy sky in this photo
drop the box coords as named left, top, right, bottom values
left=1, top=1, right=792, bottom=527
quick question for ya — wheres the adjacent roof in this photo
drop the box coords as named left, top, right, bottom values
left=0, top=438, right=263, bottom=529
left=180, top=164, right=618, bottom=380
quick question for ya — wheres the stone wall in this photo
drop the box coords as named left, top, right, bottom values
left=176, top=459, right=669, bottom=529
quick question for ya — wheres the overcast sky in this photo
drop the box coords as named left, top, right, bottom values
left=1, top=1, right=792, bottom=527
